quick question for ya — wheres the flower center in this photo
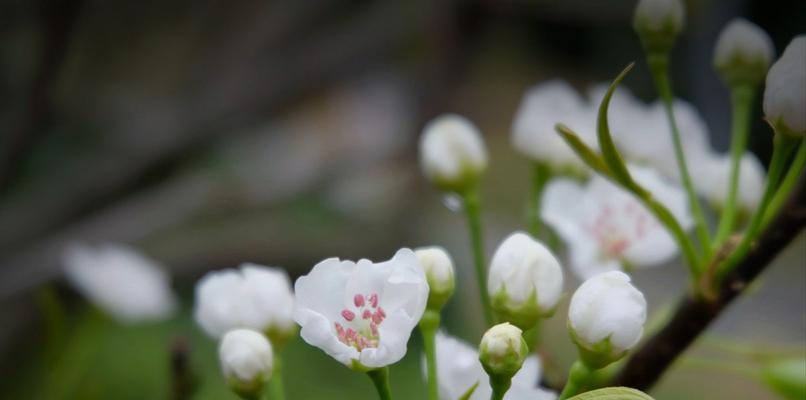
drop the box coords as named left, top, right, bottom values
left=586, top=201, right=657, bottom=259
left=334, top=293, right=386, bottom=351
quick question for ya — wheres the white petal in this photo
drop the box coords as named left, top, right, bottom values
left=764, top=36, right=806, bottom=135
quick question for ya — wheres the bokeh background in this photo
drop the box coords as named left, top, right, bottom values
left=0, top=0, right=804, bottom=398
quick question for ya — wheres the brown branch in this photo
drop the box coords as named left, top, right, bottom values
left=613, top=174, right=806, bottom=390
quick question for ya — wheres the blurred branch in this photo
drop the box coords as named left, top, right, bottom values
left=613, top=173, right=806, bottom=390
left=0, top=0, right=84, bottom=193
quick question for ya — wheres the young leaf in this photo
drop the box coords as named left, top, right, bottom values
left=555, top=123, right=611, bottom=176
left=567, top=386, right=655, bottom=400
left=458, top=381, right=480, bottom=400
left=597, top=63, right=638, bottom=190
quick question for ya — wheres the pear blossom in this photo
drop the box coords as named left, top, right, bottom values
left=488, top=232, right=564, bottom=329
left=512, top=80, right=597, bottom=174
left=415, top=246, right=456, bottom=310
left=763, top=36, right=806, bottom=137
left=542, top=164, right=691, bottom=279
left=293, top=248, right=429, bottom=370
left=429, top=331, right=556, bottom=400
left=219, top=329, right=274, bottom=397
left=419, top=114, right=488, bottom=192
left=568, top=271, right=647, bottom=368
left=63, top=243, right=177, bottom=323
left=195, top=264, right=296, bottom=341
left=713, top=19, right=774, bottom=85
left=692, top=152, right=766, bottom=213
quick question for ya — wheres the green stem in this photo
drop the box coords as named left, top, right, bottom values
left=762, top=139, right=806, bottom=229
left=419, top=310, right=441, bottom=400
left=269, top=354, right=285, bottom=400
left=558, top=360, right=594, bottom=400
left=462, top=189, right=494, bottom=326
left=713, top=85, right=755, bottom=247
left=488, top=374, right=512, bottom=400
left=716, top=134, right=800, bottom=279
left=367, top=367, right=393, bottom=400
left=527, top=163, right=551, bottom=238
left=648, top=53, right=712, bottom=262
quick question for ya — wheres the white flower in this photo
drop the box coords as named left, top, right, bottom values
left=195, top=264, right=296, bottom=341
left=415, top=246, right=455, bottom=310
left=763, top=36, right=806, bottom=137
left=633, top=0, right=685, bottom=35
left=63, top=243, right=177, bottom=323
left=430, top=331, right=556, bottom=400
left=512, top=80, right=597, bottom=174
left=419, top=114, right=488, bottom=192
left=692, top=152, right=766, bottom=213
left=293, top=248, right=429, bottom=370
left=542, top=164, right=692, bottom=280
left=713, top=18, right=774, bottom=85
left=219, top=329, right=273, bottom=396
left=488, top=232, right=564, bottom=329
left=568, top=271, right=647, bottom=367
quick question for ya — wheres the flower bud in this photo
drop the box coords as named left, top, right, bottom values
left=633, top=0, right=685, bottom=53
left=713, top=19, right=774, bottom=87
left=763, top=36, right=806, bottom=137
left=479, top=323, right=529, bottom=378
left=568, top=271, right=647, bottom=369
left=419, top=114, right=488, bottom=193
left=415, top=246, right=455, bottom=310
left=219, top=329, right=274, bottom=399
left=488, top=232, right=564, bottom=330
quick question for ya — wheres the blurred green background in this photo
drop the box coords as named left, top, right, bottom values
left=0, top=0, right=804, bottom=399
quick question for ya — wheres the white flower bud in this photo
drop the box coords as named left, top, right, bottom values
left=568, top=271, right=647, bottom=369
left=488, top=232, right=564, bottom=330
left=713, top=19, right=774, bottom=86
left=419, top=114, right=488, bottom=193
left=219, top=329, right=273, bottom=398
left=479, top=323, right=529, bottom=378
left=763, top=36, right=806, bottom=137
left=633, top=0, right=685, bottom=53
left=415, top=246, right=455, bottom=310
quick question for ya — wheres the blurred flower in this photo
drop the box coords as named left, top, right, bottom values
left=568, top=271, right=647, bottom=368
left=479, top=323, right=529, bottom=378
left=195, top=264, right=296, bottom=343
left=713, top=18, right=774, bottom=86
left=764, top=36, right=806, bottom=137
left=219, top=328, right=274, bottom=398
left=633, top=0, right=685, bottom=52
left=415, top=246, right=455, bottom=311
left=419, top=114, right=488, bottom=193
left=293, top=249, right=428, bottom=370
left=542, top=164, right=691, bottom=279
left=691, top=152, right=766, bottom=213
left=430, top=331, right=555, bottom=400
left=512, top=80, right=597, bottom=175
left=63, top=243, right=177, bottom=323
left=488, top=232, right=564, bottom=330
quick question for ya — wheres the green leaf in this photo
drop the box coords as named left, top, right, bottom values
left=458, top=381, right=480, bottom=400
left=596, top=63, right=638, bottom=190
left=567, top=386, right=655, bottom=400
left=762, top=358, right=806, bottom=400
left=555, top=123, right=611, bottom=175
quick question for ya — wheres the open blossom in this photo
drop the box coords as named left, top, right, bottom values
left=568, top=271, right=647, bottom=367
left=63, top=243, right=177, bottom=323
left=488, top=232, right=564, bottom=329
left=429, top=331, right=555, bottom=400
left=542, top=164, right=691, bottom=279
left=419, top=114, right=488, bottom=192
left=219, top=329, right=273, bottom=397
left=294, top=249, right=428, bottom=370
left=692, top=152, right=765, bottom=213
left=512, top=80, right=597, bottom=174
left=195, top=264, right=296, bottom=340
left=763, top=36, right=806, bottom=137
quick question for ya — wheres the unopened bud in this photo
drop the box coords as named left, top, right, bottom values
left=415, top=246, right=455, bottom=310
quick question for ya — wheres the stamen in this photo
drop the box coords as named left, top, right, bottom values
left=354, top=294, right=365, bottom=307
left=341, top=309, right=355, bottom=321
